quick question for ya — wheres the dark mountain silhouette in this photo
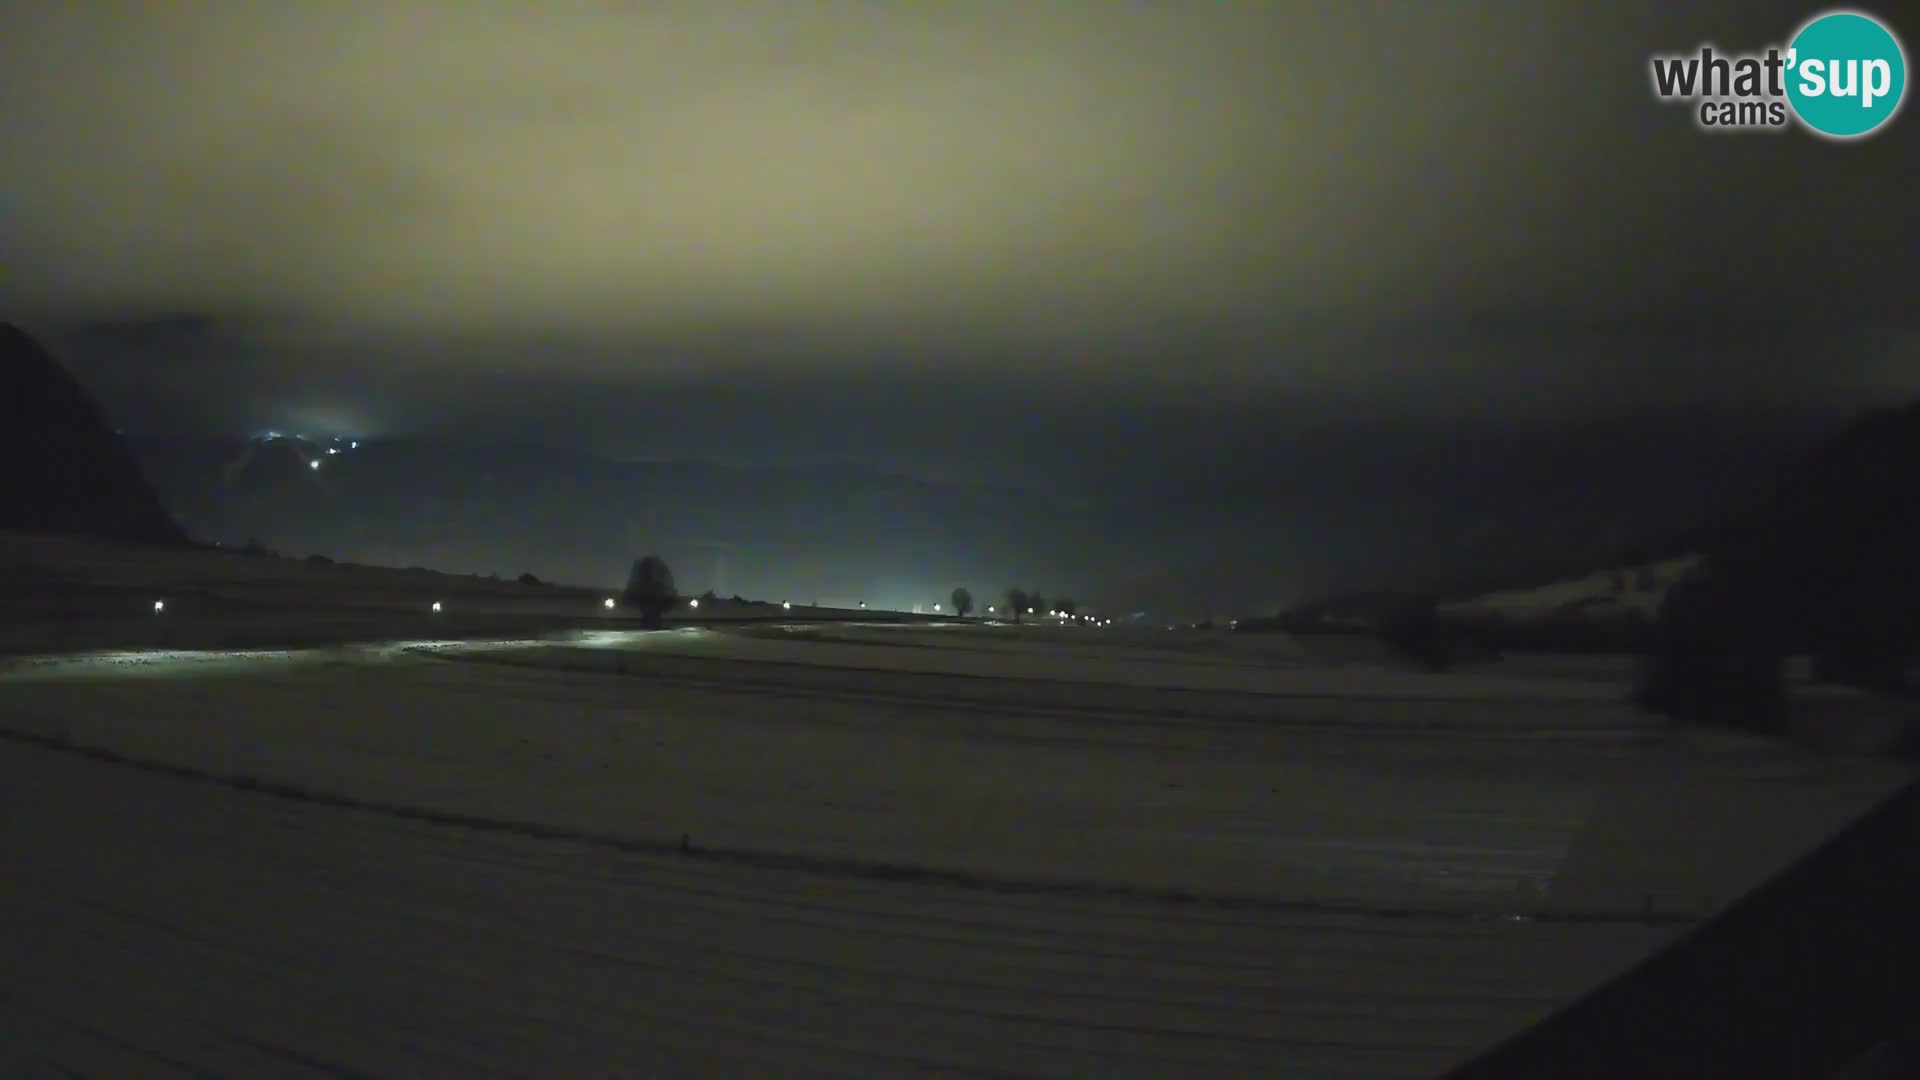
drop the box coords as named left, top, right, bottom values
left=0, top=323, right=187, bottom=546
left=115, top=416, right=1808, bottom=615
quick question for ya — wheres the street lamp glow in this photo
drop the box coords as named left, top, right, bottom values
left=350, top=441, right=358, bottom=449
left=309, top=460, right=321, bottom=470
left=603, top=598, right=616, bottom=609
left=1027, top=607, right=1034, bottom=614
left=782, top=601, right=792, bottom=610
left=987, top=605, right=995, bottom=613
left=152, top=600, right=165, bottom=614
left=933, top=603, right=942, bottom=612
left=327, top=448, right=338, bottom=455
left=430, top=601, right=442, bottom=613
left=688, top=598, right=699, bottom=609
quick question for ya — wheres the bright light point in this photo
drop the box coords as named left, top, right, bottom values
left=689, top=598, right=699, bottom=608
left=430, top=601, right=442, bottom=613
left=933, top=603, right=942, bottom=612
left=326, top=448, right=337, bottom=455
left=1027, top=607, right=1034, bottom=614
left=603, top=598, right=616, bottom=609
left=782, top=601, right=792, bottom=610
left=987, top=606, right=995, bottom=613
left=350, top=441, right=358, bottom=449
left=152, top=600, right=165, bottom=613
left=309, top=460, right=321, bottom=470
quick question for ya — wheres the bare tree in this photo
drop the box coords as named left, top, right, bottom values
left=950, top=587, right=973, bottom=618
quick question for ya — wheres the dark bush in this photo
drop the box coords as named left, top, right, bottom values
left=1632, top=400, right=1920, bottom=738
left=305, top=553, right=334, bottom=565
left=1636, top=570, right=1787, bottom=734
left=517, top=572, right=542, bottom=586
left=1377, top=595, right=1453, bottom=671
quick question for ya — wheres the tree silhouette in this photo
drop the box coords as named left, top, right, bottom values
left=1005, top=588, right=1029, bottom=624
left=621, top=554, right=678, bottom=630
left=1058, top=597, right=1077, bottom=617
left=950, top=587, right=973, bottom=618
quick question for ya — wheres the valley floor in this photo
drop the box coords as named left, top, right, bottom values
left=1, top=537, right=1911, bottom=1076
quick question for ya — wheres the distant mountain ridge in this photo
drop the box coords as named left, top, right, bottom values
left=123, top=433, right=1092, bottom=604
left=113, top=411, right=1817, bottom=618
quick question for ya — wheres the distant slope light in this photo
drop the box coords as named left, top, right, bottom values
left=604, top=598, right=616, bottom=609
left=152, top=599, right=165, bottom=614
left=350, top=441, right=358, bottom=449
left=689, top=598, right=699, bottom=608
left=309, top=460, right=320, bottom=470
left=934, top=603, right=942, bottom=612
left=782, top=601, right=792, bottom=610
left=431, top=601, right=442, bottom=613
left=326, top=448, right=337, bottom=455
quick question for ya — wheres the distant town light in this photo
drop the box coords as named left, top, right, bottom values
left=152, top=600, right=165, bottom=614
left=987, top=605, right=995, bottom=613
left=350, top=441, right=358, bottom=449
left=933, top=603, right=942, bottom=612
left=431, top=601, right=443, bottom=613
left=309, top=460, right=321, bottom=470
left=1027, top=607, right=1034, bottom=614
left=603, top=598, right=616, bottom=609
left=327, top=448, right=338, bottom=455
left=782, top=601, right=792, bottom=610
left=689, top=598, right=699, bottom=609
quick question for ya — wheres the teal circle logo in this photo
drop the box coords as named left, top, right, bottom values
left=1786, top=10, right=1907, bottom=138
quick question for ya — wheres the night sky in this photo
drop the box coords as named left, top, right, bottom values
left=2, top=2, right=1915, bottom=605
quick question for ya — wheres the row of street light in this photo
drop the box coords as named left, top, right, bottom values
left=146, top=594, right=1113, bottom=624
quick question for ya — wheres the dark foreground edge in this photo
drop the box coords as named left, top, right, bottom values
left=1442, top=775, right=1920, bottom=1079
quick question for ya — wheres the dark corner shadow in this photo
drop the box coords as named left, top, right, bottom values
left=1441, top=776, right=1920, bottom=1079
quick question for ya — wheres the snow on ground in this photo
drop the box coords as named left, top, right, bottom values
left=3, top=629, right=1902, bottom=923
left=537, top=623, right=1641, bottom=702
left=0, top=534, right=1912, bottom=1075
left=1445, top=555, right=1700, bottom=622
left=0, top=740, right=1678, bottom=1079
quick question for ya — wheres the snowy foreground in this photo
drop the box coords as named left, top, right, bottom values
left=2, top=611, right=1911, bottom=1076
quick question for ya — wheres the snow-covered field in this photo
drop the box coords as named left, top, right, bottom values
left=1, top=535, right=1911, bottom=1076
left=1443, top=555, right=1700, bottom=622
